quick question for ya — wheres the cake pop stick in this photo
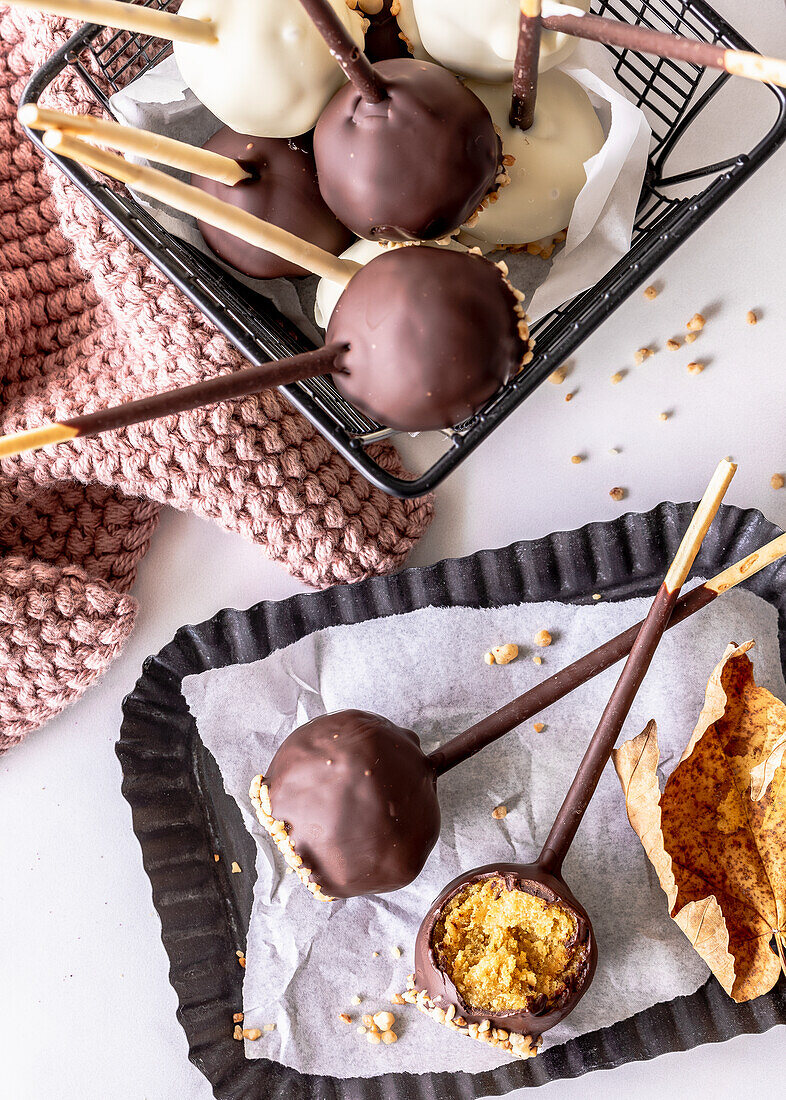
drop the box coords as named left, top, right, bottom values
left=540, top=4, right=786, bottom=90
left=299, top=0, right=503, bottom=241
left=7, top=0, right=366, bottom=138
left=8, top=0, right=217, bottom=44
left=510, top=0, right=542, bottom=132
left=22, top=106, right=353, bottom=278
left=20, top=104, right=250, bottom=186
left=0, top=347, right=342, bottom=460
left=42, top=131, right=359, bottom=285
left=410, top=460, right=736, bottom=1056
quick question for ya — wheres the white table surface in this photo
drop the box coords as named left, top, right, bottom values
left=2, top=3, right=785, bottom=1097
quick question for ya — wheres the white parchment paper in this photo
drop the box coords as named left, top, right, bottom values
left=108, top=40, right=650, bottom=333
left=182, top=586, right=786, bottom=1077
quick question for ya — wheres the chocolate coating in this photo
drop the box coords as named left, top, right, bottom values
left=327, top=247, right=528, bottom=431
left=414, top=864, right=597, bottom=1038
left=192, top=127, right=353, bottom=279
left=265, top=710, right=440, bottom=898
left=314, top=58, right=501, bottom=241
left=363, top=0, right=411, bottom=62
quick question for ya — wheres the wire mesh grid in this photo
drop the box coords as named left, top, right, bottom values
left=22, top=0, right=786, bottom=495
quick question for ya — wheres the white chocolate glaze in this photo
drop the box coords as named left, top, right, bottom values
left=407, top=0, right=590, bottom=82
left=174, top=0, right=366, bottom=138
left=462, top=71, right=604, bottom=248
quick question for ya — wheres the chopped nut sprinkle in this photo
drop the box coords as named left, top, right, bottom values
left=236, top=950, right=244, bottom=957
left=243, top=1029, right=262, bottom=1041
left=262, top=1024, right=276, bottom=1032
left=747, top=310, right=759, bottom=325
left=381, top=1030, right=398, bottom=1045
left=571, top=454, right=583, bottom=465
left=534, top=629, right=552, bottom=647
left=634, top=347, right=654, bottom=365
left=238, top=957, right=246, bottom=968
left=213, top=854, right=220, bottom=862
left=339, top=1013, right=352, bottom=1024
left=549, top=367, right=567, bottom=385
left=592, top=593, right=602, bottom=601
left=233, top=1012, right=244, bottom=1024
left=492, top=804, right=508, bottom=820
left=231, top=862, right=242, bottom=874
left=367, top=1031, right=382, bottom=1045
left=233, top=1025, right=243, bottom=1041
left=687, top=313, right=705, bottom=332
left=533, top=722, right=545, bottom=733
left=484, top=651, right=495, bottom=665
left=532, top=655, right=543, bottom=666
left=609, top=447, right=620, bottom=456
left=609, top=487, right=626, bottom=502
left=357, top=1026, right=367, bottom=1035
left=685, top=332, right=698, bottom=344
left=491, top=643, right=518, bottom=665
left=643, top=285, right=658, bottom=300
left=372, top=951, right=380, bottom=958
left=391, top=946, right=402, bottom=959
left=687, top=361, right=705, bottom=375
left=565, top=391, right=575, bottom=402
left=610, top=371, right=625, bottom=385
left=771, top=474, right=785, bottom=490
left=666, top=339, right=681, bottom=351
left=350, top=995, right=362, bottom=1006
left=390, top=993, right=406, bottom=1005
left=658, top=412, right=670, bottom=421
left=374, top=1011, right=395, bottom=1032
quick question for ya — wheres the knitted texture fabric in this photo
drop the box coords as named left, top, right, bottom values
left=0, top=8, right=433, bottom=749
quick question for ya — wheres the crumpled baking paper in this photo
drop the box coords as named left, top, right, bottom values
left=109, top=39, right=650, bottom=334
left=182, top=585, right=785, bottom=1077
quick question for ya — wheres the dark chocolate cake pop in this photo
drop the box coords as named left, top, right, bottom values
left=314, top=57, right=502, bottom=241
left=362, top=0, right=411, bottom=62
left=191, top=127, right=353, bottom=279
left=327, top=245, right=530, bottom=431
left=252, top=711, right=441, bottom=899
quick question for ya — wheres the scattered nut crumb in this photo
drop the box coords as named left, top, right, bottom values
left=746, top=310, right=758, bottom=325
left=492, top=804, right=508, bottom=820
left=238, top=957, right=246, bottom=968
left=643, top=285, right=658, bottom=300
left=565, top=391, right=575, bottom=402
left=571, top=454, right=584, bottom=464
left=391, top=946, right=402, bottom=959
left=382, top=1030, right=398, bottom=1044
left=771, top=474, right=785, bottom=490
left=372, top=952, right=379, bottom=958
left=350, top=995, right=362, bottom=1006
left=231, top=862, right=241, bottom=874
left=373, top=1011, right=395, bottom=1032
left=609, top=487, right=626, bottom=502
left=213, top=853, right=220, bottom=862
left=658, top=411, right=670, bottom=421
left=533, top=722, right=545, bottom=733
left=608, top=447, right=620, bottom=456
left=233, top=1025, right=243, bottom=1041
left=233, top=1012, right=244, bottom=1024
left=391, top=993, right=406, bottom=1005
left=534, top=629, right=552, bottom=647
left=687, top=313, right=705, bottom=332
left=242, top=1029, right=262, bottom=1041
left=532, top=655, right=543, bottom=666
left=235, top=950, right=244, bottom=957
left=262, top=1024, right=276, bottom=1032
left=634, top=347, right=654, bottom=365
left=610, top=371, right=625, bottom=385
left=666, top=339, right=681, bottom=351
left=357, top=1026, right=367, bottom=1035
left=592, top=593, right=602, bottom=601
left=687, top=361, right=704, bottom=375
left=685, top=331, right=698, bottom=344
left=339, top=1013, right=352, bottom=1024
left=367, top=1032, right=382, bottom=1045
left=549, top=366, right=567, bottom=384
left=484, top=651, right=495, bottom=665
left=491, top=643, right=518, bottom=665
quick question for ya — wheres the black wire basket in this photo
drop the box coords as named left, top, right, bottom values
left=21, top=0, right=786, bottom=498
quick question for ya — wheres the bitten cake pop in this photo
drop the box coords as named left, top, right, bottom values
left=409, top=0, right=590, bottom=82
left=462, top=72, right=604, bottom=249
left=408, top=463, right=735, bottom=1056
left=20, top=106, right=353, bottom=281
left=191, top=129, right=353, bottom=279
left=299, top=0, right=503, bottom=241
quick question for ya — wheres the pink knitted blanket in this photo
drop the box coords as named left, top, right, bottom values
left=0, top=8, right=433, bottom=750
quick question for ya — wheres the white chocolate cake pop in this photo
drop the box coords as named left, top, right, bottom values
left=408, top=0, right=590, bottom=82
left=461, top=71, right=604, bottom=249
left=174, top=0, right=366, bottom=138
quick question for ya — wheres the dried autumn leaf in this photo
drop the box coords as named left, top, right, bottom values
left=612, top=641, right=786, bottom=1002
